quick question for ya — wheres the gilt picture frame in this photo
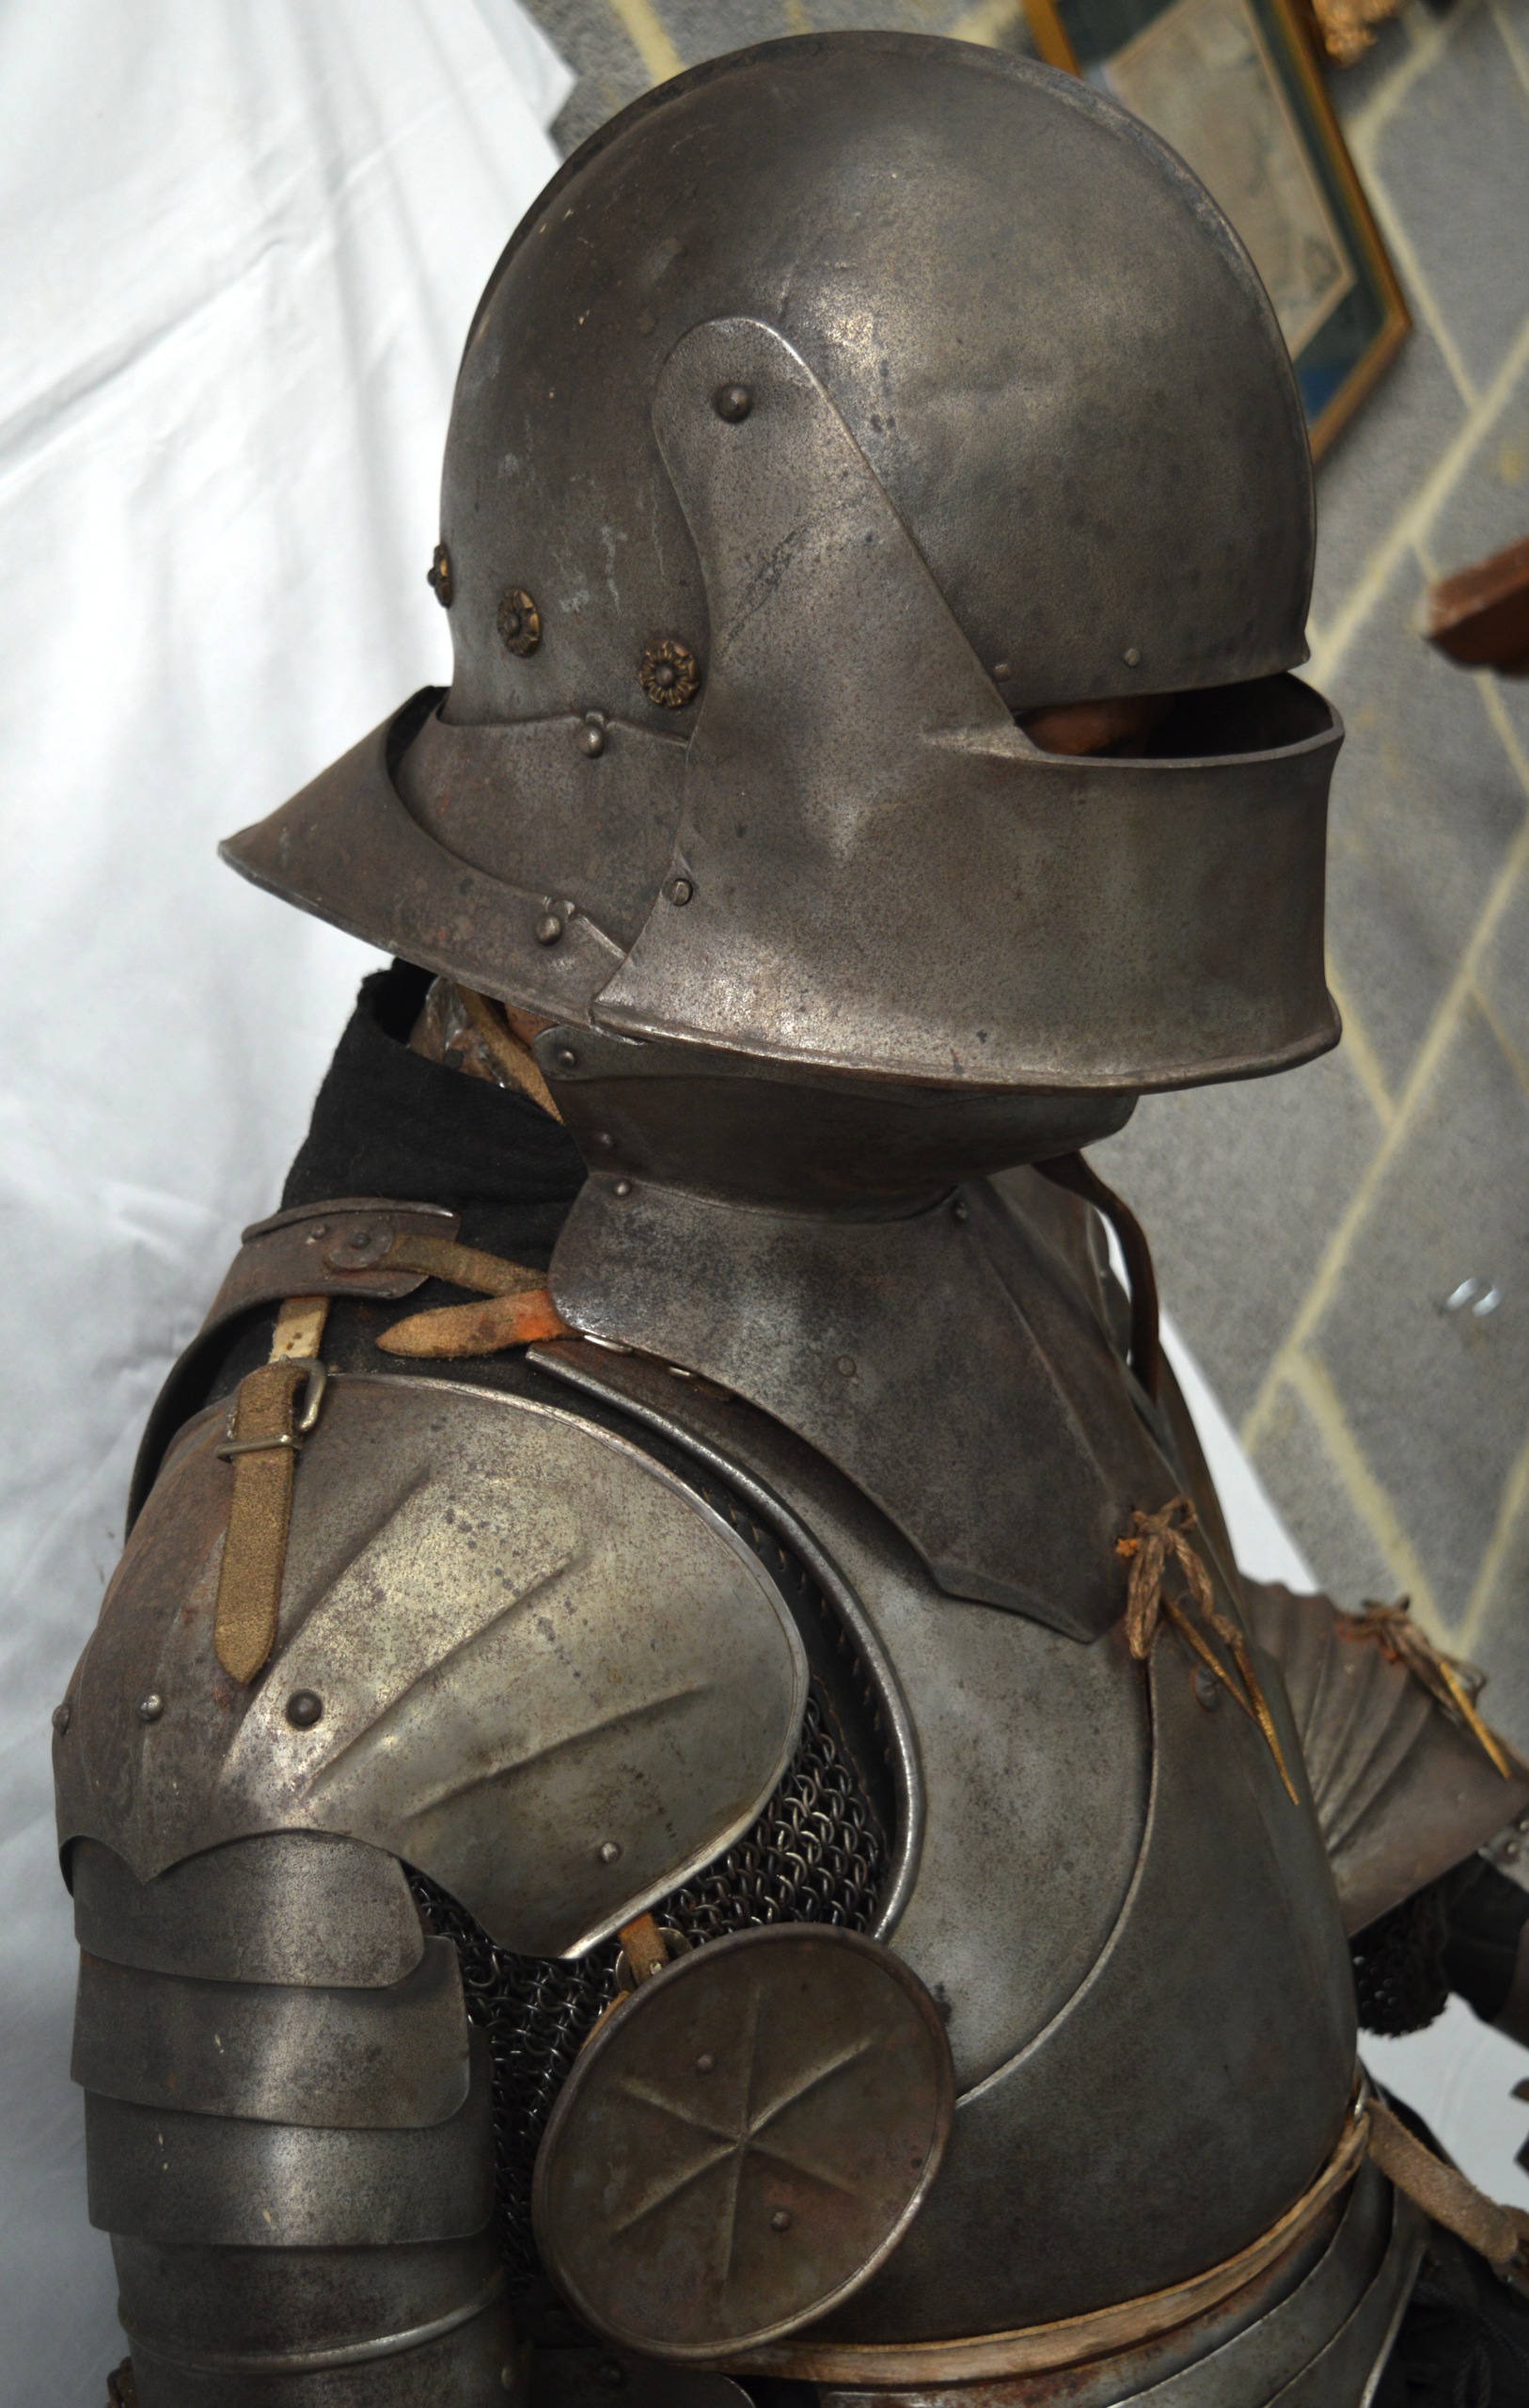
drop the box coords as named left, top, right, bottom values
left=1023, top=0, right=1410, bottom=456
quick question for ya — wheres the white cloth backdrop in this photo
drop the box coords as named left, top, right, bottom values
left=0, top=3, right=569, bottom=2390
left=1, top=6, right=1521, bottom=2397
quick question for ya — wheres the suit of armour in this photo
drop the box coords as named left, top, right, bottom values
left=55, top=37, right=1529, bottom=2408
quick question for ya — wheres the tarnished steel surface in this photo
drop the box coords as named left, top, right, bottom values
left=222, top=703, right=629, bottom=1029
left=105, top=2147, right=513, bottom=2400
left=57, top=1376, right=809, bottom=1956
left=124, top=2280, right=512, bottom=2406
left=530, top=1338, right=1146, bottom=2091
left=539, top=1023, right=1134, bottom=1216
left=822, top=1629, right=1354, bottom=2341
left=398, top=705, right=686, bottom=955
left=533, top=1926, right=954, bottom=2357
left=530, top=2344, right=751, bottom=2408
left=813, top=2164, right=1416, bottom=2408
left=1244, top=1578, right=1529, bottom=1934
left=73, top=1938, right=468, bottom=2129
left=86, top=2030, right=496, bottom=2247
left=114, top=2233, right=512, bottom=2402
left=221, top=38, right=1340, bottom=1097
left=113, top=2231, right=504, bottom=2361
left=201, top=1197, right=462, bottom=1331
left=594, top=316, right=1339, bottom=1093
left=71, top=1831, right=424, bottom=1988
left=1247, top=2195, right=1423, bottom=2408
left=528, top=1340, right=1357, bottom=2337
left=547, top=1170, right=1177, bottom=1635
left=445, top=38, right=1312, bottom=725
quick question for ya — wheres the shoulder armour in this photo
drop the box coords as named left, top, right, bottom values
left=1243, top=1577, right=1529, bottom=1932
left=59, top=1375, right=809, bottom=1956
left=126, top=1196, right=465, bottom=1528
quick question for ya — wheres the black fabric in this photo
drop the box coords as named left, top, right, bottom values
left=1444, top=1860, right=1529, bottom=2026
left=1373, top=2093, right=1529, bottom=2407
left=1377, top=2226, right=1529, bottom=2405
left=130, top=962, right=590, bottom=1499
left=280, top=960, right=587, bottom=1260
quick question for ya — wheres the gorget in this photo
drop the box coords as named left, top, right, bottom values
left=546, top=1167, right=1187, bottom=1640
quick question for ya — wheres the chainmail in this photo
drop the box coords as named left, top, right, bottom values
left=410, top=1679, right=886, bottom=2285
left=1350, top=1881, right=1451, bottom=2036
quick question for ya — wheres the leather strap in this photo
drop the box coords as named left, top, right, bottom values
left=199, top=1198, right=462, bottom=1335
left=378, top=1288, right=571, bottom=1358
left=728, top=2107, right=1371, bottom=2384
left=1367, top=2098, right=1529, bottom=2282
left=732, top=2097, right=1529, bottom=2385
left=213, top=1298, right=328, bottom=1683
left=1036, top=1151, right=1160, bottom=1400
left=369, top=1236, right=568, bottom=1358
left=380, top=1232, right=544, bottom=1297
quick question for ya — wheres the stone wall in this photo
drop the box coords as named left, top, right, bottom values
left=1099, top=0, right=1529, bottom=1737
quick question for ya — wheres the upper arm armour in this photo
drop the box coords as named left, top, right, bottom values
left=1242, top=1577, right=1529, bottom=1934
left=56, top=1374, right=810, bottom=1957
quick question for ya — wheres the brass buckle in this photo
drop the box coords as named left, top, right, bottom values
left=215, top=1361, right=328, bottom=1462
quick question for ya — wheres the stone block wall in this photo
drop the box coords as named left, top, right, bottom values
left=1100, top=0, right=1529, bottom=1738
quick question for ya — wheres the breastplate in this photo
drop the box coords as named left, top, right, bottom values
left=529, top=1166, right=1360, bottom=2340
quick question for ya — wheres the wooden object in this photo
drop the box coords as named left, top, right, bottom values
left=1426, top=533, right=1529, bottom=676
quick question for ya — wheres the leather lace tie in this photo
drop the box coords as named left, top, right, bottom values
left=1340, top=1597, right=1513, bottom=1778
left=1119, top=1497, right=1298, bottom=1802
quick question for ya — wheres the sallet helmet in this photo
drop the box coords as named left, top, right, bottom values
left=224, top=32, right=1340, bottom=1117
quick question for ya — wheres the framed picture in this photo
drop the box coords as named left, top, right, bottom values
left=1023, top=0, right=1410, bottom=456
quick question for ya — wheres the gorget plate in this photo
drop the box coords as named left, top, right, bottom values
left=531, top=1925, right=954, bottom=2359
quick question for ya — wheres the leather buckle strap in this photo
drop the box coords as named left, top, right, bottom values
left=212, top=1300, right=329, bottom=1685
left=214, top=1360, right=327, bottom=1461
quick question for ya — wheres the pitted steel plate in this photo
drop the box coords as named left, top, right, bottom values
left=532, top=1925, right=954, bottom=2357
left=58, top=1377, right=810, bottom=1956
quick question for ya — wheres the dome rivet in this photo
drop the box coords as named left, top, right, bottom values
left=138, top=1692, right=165, bottom=1723
left=535, top=913, right=564, bottom=946
left=497, top=587, right=542, bottom=657
left=613, top=1180, right=633, bottom=1198
left=638, top=639, right=701, bottom=709
left=1123, top=644, right=1142, bottom=668
left=599, top=1840, right=622, bottom=1863
left=770, top=2208, right=793, bottom=2232
left=714, top=383, right=752, bottom=422
left=578, top=719, right=606, bottom=757
left=666, top=876, right=693, bottom=907
left=427, top=543, right=453, bottom=608
left=286, top=1689, right=323, bottom=1729
left=53, top=1700, right=72, bottom=1735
